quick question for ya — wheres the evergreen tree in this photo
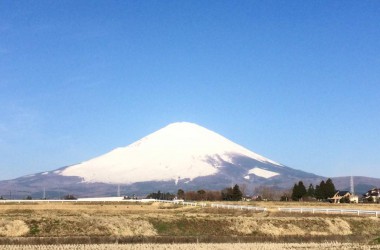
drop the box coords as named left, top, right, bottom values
left=314, top=179, right=336, bottom=200
left=315, top=184, right=322, bottom=200
left=324, top=178, right=336, bottom=199
left=291, top=183, right=299, bottom=201
left=319, top=180, right=326, bottom=199
left=146, top=190, right=175, bottom=200
left=307, top=183, right=315, bottom=197
left=177, top=189, right=185, bottom=199
left=292, top=181, right=307, bottom=201
left=298, top=181, right=307, bottom=199
left=232, top=184, right=243, bottom=201
left=221, top=184, right=242, bottom=201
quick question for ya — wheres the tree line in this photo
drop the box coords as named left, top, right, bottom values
left=146, top=184, right=243, bottom=201
left=291, top=178, right=336, bottom=201
left=146, top=180, right=337, bottom=202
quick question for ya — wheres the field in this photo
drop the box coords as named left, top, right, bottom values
left=0, top=243, right=379, bottom=250
left=0, top=201, right=379, bottom=248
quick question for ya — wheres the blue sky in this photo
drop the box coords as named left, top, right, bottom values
left=1, top=1, right=379, bottom=180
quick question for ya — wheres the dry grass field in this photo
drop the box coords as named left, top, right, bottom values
left=0, top=243, right=380, bottom=250
left=211, top=200, right=380, bottom=211
left=0, top=201, right=379, bottom=246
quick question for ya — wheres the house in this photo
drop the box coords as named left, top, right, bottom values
left=329, top=191, right=352, bottom=203
left=363, top=188, right=380, bottom=203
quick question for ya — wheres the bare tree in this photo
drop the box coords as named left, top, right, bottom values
left=239, top=183, right=248, bottom=196
left=254, top=185, right=284, bottom=201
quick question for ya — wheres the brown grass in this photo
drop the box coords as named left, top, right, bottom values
left=0, top=243, right=380, bottom=250
left=0, top=201, right=379, bottom=244
left=0, top=220, right=29, bottom=237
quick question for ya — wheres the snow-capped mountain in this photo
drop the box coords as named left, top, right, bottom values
left=59, top=122, right=283, bottom=184
left=0, top=122, right=324, bottom=197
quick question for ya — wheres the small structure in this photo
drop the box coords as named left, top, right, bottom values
left=242, top=195, right=252, bottom=201
left=349, top=194, right=359, bottom=203
left=363, top=188, right=380, bottom=203
left=329, top=191, right=352, bottom=203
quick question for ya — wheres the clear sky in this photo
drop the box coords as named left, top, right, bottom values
left=1, top=1, right=380, bottom=180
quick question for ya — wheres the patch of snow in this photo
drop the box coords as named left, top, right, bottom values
left=244, top=175, right=250, bottom=180
left=41, top=172, right=49, bottom=175
left=248, top=167, right=279, bottom=179
left=175, top=177, right=180, bottom=185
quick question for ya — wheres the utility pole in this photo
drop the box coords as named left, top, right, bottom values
left=117, top=184, right=120, bottom=197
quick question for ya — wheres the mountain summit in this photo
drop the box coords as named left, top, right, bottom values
left=60, top=122, right=283, bottom=184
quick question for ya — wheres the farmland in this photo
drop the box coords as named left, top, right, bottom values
left=0, top=243, right=379, bottom=250
left=0, top=201, right=379, bottom=247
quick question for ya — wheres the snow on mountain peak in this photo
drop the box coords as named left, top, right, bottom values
left=60, top=122, right=282, bottom=184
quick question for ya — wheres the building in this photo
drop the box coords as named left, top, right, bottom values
left=363, top=188, right=380, bottom=203
left=329, top=191, right=352, bottom=203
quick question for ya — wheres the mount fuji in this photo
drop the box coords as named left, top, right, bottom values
left=61, top=122, right=285, bottom=183
left=1, top=122, right=324, bottom=198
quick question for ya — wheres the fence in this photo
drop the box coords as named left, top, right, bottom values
left=0, top=199, right=153, bottom=203
left=156, top=199, right=183, bottom=205
left=155, top=200, right=266, bottom=210
left=0, top=199, right=83, bottom=203
left=278, top=207, right=380, bottom=217
left=211, top=203, right=267, bottom=211
left=0, top=199, right=266, bottom=211
left=155, top=199, right=198, bottom=206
